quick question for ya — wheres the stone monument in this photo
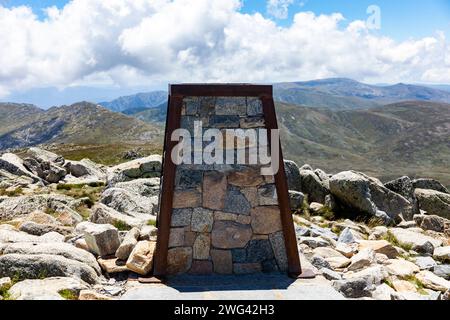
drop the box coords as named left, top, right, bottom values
left=154, top=84, right=303, bottom=277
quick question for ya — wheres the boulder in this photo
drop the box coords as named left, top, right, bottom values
left=332, top=277, right=374, bottom=298
left=0, top=276, right=11, bottom=291
left=126, top=241, right=156, bottom=275
left=90, top=203, right=146, bottom=229
left=344, top=265, right=388, bottom=285
left=100, top=187, right=158, bottom=218
left=289, top=191, right=304, bottom=210
left=98, top=257, right=128, bottom=274
left=79, top=290, right=113, bottom=301
left=0, top=229, right=65, bottom=244
left=413, top=256, right=437, bottom=270
left=8, top=277, right=88, bottom=300
left=347, top=248, right=376, bottom=271
left=321, top=268, right=342, bottom=281
left=0, top=254, right=99, bottom=284
left=19, top=221, right=73, bottom=236
left=389, top=228, right=442, bottom=254
left=115, top=227, right=140, bottom=261
left=0, top=153, right=41, bottom=182
left=283, top=160, right=302, bottom=192
left=22, top=157, right=66, bottom=183
left=415, top=270, right=450, bottom=292
left=0, top=193, right=82, bottom=222
left=299, top=169, right=330, bottom=203
left=311, top=255, right=332, bottom=270
left=0, top=242, right=101, bottom=274
left=80, top=222, right=121, bottom=257
left=298, top=237, right=330, bottom=249
left=358, top=240, right=399, bottom=259
left=329, top=171, right=413, bottom=222
left=434, top=246, right=450, bottom=263
left=371, top=283, right=396, bottom=300
left=338, top=227, right=363, bottom=244
left=414, top=214, right=449, bottom=233
left=433, top=265, right=450, bottom=280
left=107, top=155, right=162, bottom=185
left=26, top=148, right=65, bottom=166
left=385, top=259, right=420, bottom=277
left=384, top=176, right=420, bottom=216
left=415, top=189, right=450, bottom=219
left=412, top=179, right=449, bottom=194
left=64, top=159, right=106, bottom=180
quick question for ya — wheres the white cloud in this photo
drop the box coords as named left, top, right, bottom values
left=0, top=0, right=449, bottom=99
left=266, top=0, right=294, bottom=19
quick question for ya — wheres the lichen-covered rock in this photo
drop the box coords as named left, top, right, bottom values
left=284, top=160, right=302, bottom=192
left=0, top=242, right=101, bottom=274
left=329, top=171, right=413, bottom=222
left=415, top=189, right=450, bottom=219
left=389, top=228, right=442, bottom=254
left=0, top=254, right=99, bottom=284
left=412, top=179, right=449, bottom=194
left=107, top=155, right=162, bottom=185
left=384, top=176, right=419, bottom=217
left=299, top=169, right=330, bottom=204
left=8, top=277, right=89, bottom=300
left=90, top=203, right=146, bottom=229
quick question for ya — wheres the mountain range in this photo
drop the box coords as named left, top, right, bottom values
left=1, top=78, right=449, bottom=186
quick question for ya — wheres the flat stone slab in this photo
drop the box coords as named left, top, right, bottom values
left=121, top=274, right=345, bottom=300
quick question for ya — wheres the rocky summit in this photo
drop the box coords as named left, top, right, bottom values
left=0, top=147, right=449, bottom=300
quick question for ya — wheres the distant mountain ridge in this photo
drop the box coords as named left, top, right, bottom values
left=99, top=91, right=167, bottom=112
left=98, top=78, right=450, bottom=113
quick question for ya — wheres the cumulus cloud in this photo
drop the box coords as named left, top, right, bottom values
left=0, top=0, right=449, bottom=98
left=266, top=0, right=294, bottom=19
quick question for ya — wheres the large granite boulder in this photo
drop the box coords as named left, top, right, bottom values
left=0, top=153, right=41, bottom=182
left=90, top=203, right=147, bottom=228
left=64, top=158, right=106, bottom=180
left=0, top=254, right=99, bottom=284
left=329, top=171, right=413, bottom=223
left=384, top=176, right=420, bottom=217
left=8, top=277, right=89, bottom=300
left=415, top=189, right=450, bottom=219
left=284, top=160, right=302, bottom=192
left=412, top=179, right=449, bottom=194
left=299, top=168, right=330, bottom=204
left=107, top=155, right=162, bottom=185
left=0, top=193, right=82, bottom=222
left=100, top=187, right=158, bottom=218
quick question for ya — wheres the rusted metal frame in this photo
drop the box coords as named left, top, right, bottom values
left=170, top=84, right=272, bottom=97
left=153, top=95, right=183, bottom=277
left=261, top=96, right=302, bottom=277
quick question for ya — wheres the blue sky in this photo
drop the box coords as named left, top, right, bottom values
left=5, top=0, right=450, bottom=41
left=0, top=0, right=450, bottom=107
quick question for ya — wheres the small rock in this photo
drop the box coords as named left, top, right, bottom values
left=338, top=227, right=359, bottom=244
left=332, top=277, right=373, bottom=298
left=433, top=246, right=450, bottom=263
left=321, top=268, right=342, bottom=281
left=371, top=283, right=396, bottom=300
left=414, top=256, right=437, bottom=270
left=8, top=277, right=88, bottom=300
left=335, top=242, right=357, bottom=258
left=80, top=222, right=121, bottom=257
left=115, top=227, right=140, bottom=261
left=392, top=280, right=417, bottom=293
left=79, top=290, right=113, bottom=300
left=98, top=257, right=128, bottom=274
left=0, top=277, right=11, bottom=290
left=344, top=265, right=388, bottom=285
left=347, top=248, right=376, bottom=271
left=433, top=265, right=450, bottom=280
left=309, top=202, right=324, bottom=213
left=358, top=240, right=399, bottom=259
left=299, top=237, right=330, bottom=249
left=385, top=259, right=420, bottom=278
left=389, top=228, right=442, bottom=254
left=369, top=226, right=388, bottom=240
left=75, top=238, right=89, bottom=251
left=326, top=256, right=351, bottom=269
left=415, top=270, right=450, bottom=292
left=289, top=191, right=305, bottom=210
left=126, top=241, right=156, bottom=275
left=311, top=255, right=332, bottom=270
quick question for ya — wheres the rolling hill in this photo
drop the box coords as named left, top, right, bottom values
left=0, top=102, right=163, bottom=150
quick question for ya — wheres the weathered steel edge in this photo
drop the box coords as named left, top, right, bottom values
left=154, top=84, right=301, bottom=276
left=261, top=96, right=302, bottom=277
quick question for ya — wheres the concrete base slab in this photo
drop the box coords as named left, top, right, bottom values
left=121, top=274, right=345, bottom=300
